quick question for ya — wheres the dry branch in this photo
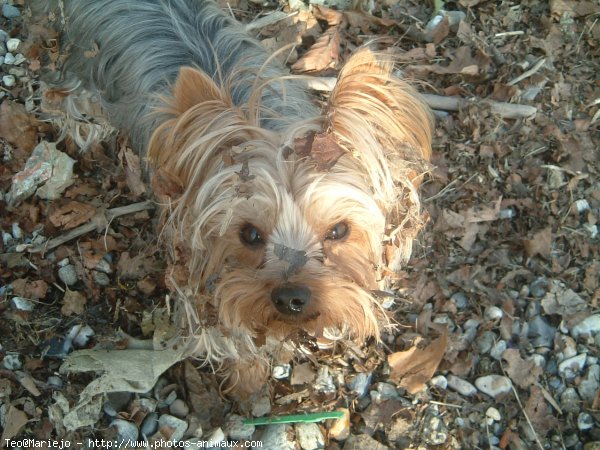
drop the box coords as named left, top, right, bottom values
left=306, top=77, right=537, bottom=119
left=29, top=200, right=155, bottom=254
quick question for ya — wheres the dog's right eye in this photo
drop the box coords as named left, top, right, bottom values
left=240, top=224, right=264, bottom=247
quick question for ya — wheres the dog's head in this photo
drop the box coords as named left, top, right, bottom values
left=148, top=49, right=432, bottom=343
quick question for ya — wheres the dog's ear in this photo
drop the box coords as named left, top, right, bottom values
left=327, top=48, right=433, bottom=166
left=327, top=49, right=433, bottom=272
left=147, top=66, right=256, bottom=179
left=170, top=67, right=231, bottom=114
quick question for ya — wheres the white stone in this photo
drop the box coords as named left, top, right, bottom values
left=475, top=375, right=512, bottom=398
left=2, top=74, right=15, bottom=87
left=484, top=306, right=503, bottom=321
left=558, top=354, right=587, bottom=379
left=6, top=38, right=20, bottom=52
left=430, top=375, right=448, bottom=390
left=3, top=52, right=15, bottom=64
left=296, top=422, right=325, bottom=450
left=572, top=315, right=600, bottom=339
left=485, top=406, right=502, bottom=425
left=447, top=375, right=477, bottom=396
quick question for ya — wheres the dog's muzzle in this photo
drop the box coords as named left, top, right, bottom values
left=271, top=284, right=311, bottom=315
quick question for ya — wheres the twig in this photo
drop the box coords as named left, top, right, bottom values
left=304, top=78, right=537, bottom=119
left=507, top=58, right=547, bottom=86
left=28, top=200, right=154, bottom=254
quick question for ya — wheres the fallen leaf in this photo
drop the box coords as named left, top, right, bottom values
left=0, top=101, right=40, bottom=153
left=502, top=348, right=542, bottom=389
left=49, top=201, right=96, bottom=230
left=523, top=226, right=552, bottom=259
left=292, top=28, right=340, bottom=73
left=117, top=252, right=161, bottom=280
left=312, top=4, right=344, bottom=26
left=291, top=362, right=316, bottom=385
left=524, top=386, right=559, bottom=437
left=388, top=330, right=447, bottom=393
left=11, top=278, right=49, bottom=299
left=0, top=406, right=29, bottom=442
left=120, top=146, right=146, bottom=198
left=61, top=289, right=87, bottom=316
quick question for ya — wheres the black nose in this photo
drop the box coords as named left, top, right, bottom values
left=271, top=285, right=312, bottom=315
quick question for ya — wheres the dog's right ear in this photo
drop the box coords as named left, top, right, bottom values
left=170, top=67, right=232, bottom=114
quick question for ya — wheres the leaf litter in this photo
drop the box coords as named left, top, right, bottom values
left=0, top=0, right=599, bottom=448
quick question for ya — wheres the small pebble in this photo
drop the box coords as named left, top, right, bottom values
left=111, top=419, right=139, bottom=442
left=206, top=428, right=225, bottom=447
left=12, top=53, right=25, bottom=65
left=430, top=375, right=448, bottom=390
left=347, top=372, right=371, bottom=398
left=475, top=375, right=512, bottom=398
left=490, top=340, right=507, bottom=360
left=485, top=407, right=501, bottom=424
left=572, top=314, right=600, bottom=339
left=574, top=199, right=590, bottom=213
left=2, top=4, right=21, bottom=18
left=259, top=424, right=295, bottom=450
left=224, top=414, right=254, bottom=441
left=499, top=208, right=515, bottom=219
left=1, top=353, right=22, bottom=370
left=11, top=222, right=22, bottom=239
left=476, top=331, right=495, bottom=354
left=529, top=277, right=548, bottom=298
left=11, top=296, right=35, bottom=312
left=560, top=388, right=581, bottom=414
left=577, top=412, right=594, bottom=431
left=93, top=271, right=110, bottom=286
left=272, top=364, right=291, bottom=380
left=3, top=52, right=15, bottom=65
left=158, top=414, right=188, bottom=441
left=528, top=315, right=556, bottom=348
left=251, top=394, right=271, bottom=417
left=169, top=399, right=190, bottom=418
left=371, top=382, right=400, bottom=402
left=484, top=306, right=503, bottom=321
left=70, top=324, right=95, bottom=348
left=2, top=75, right=15, bottom=87
left=422, top=406, right=448, bottom=446
left=47, top=375, right=64, bottom=389
left=58, top=265, right=78, bottom=286
left=578, top=364, right=600, bottom=404
left=313, top=367, right=336, bottom=395
left=450, top=292, right=468, bottom=309
left=6, top=38, right=20, bottom=52
left=295, top=422, right=325, bottom=450
left=140, top=412, right=159, bottom=437
left=0, top=30, right=8, bottom=42
left=558, top=353, right=587, bottom=379
left=447, top=375, right=477, bottom=397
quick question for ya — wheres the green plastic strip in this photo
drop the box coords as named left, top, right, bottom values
left=243, top=411, right=345, bottom=426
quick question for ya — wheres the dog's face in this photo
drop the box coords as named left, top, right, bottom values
left=148, top=50, right=432, bottom=343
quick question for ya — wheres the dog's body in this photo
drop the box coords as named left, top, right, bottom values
left=44, top=0, right=433, bottom=397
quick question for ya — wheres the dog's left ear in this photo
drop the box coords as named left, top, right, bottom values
left=327, top=48, right=433, bottom=180
left=327, top=49, right=433, bottom=271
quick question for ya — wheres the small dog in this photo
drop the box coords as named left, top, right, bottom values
left=43, top=0, right=433, bottom=397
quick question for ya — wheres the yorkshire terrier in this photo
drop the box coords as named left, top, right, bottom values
left=40, top=0, right=433, bottom=398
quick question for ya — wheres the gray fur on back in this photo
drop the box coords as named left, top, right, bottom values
left=61, top=0, right=319, bottom=151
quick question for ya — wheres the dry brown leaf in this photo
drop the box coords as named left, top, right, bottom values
left=502, top=348, right=542, bottom=389
left=343, top=10, right=396, bottom=33
left=117, top=252, right=161, bottom=280
left=49, top=201, right=96, bottom=230
left=61, top=289, right=87, bottom=316
left=11, top=278, right=49, bottom=299
left=312, top=4, right=344, bottom=26
left=0, top=406, right=28, bottom=442
left=523, top=226, right=552, bottom=259
left=292, top=28, right=340, bottom=73
left=388, top=330, right=447, bottom=394
left=524, top=386, right=559, bottom=437
left=120, top=146, right=146, bottom=198
left=0, top=101, right=40, bottom=153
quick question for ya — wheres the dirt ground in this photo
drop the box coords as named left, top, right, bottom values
left=1, top=0, right=599, bottom=449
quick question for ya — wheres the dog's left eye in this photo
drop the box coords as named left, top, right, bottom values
left=324, top=222, right=349, bottom=241
left=240, top=224, right=264, bottom=247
